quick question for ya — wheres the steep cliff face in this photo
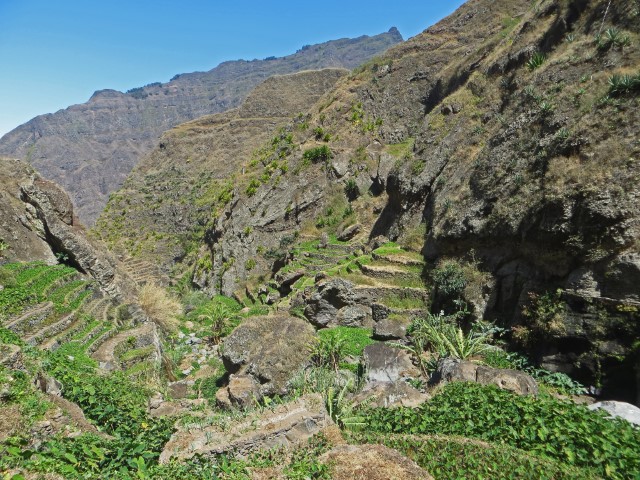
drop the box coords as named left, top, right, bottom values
left=0, top=30, right=402, bottom=225
left=100, top=0, right=639, bottom=399
left=0, top=157, right=138, bottom=304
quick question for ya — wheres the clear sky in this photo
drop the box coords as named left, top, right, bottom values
left=0, top=1, right=465, bottom=137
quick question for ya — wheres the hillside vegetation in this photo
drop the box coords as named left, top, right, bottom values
left=2, top=0, right=640, bottom=478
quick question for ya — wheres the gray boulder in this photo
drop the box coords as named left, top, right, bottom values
left=221, top=315, right=316, bottom=397
left=304, top=278, right=356, bottom=327
left=364, top=343, right=420, bottom=384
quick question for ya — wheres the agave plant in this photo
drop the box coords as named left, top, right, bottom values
left=325, top=379, right=366, bottom=431
left=526, top=52, right=546, bottom=71
left=409, top=311, right=501, bottom=360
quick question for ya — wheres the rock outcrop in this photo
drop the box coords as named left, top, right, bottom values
left=160, top=394, right=331, bottom=463
left=430, top=357, right=538, bottom=396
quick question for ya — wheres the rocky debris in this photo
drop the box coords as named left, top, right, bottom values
left=148, top=392, right=206, bottom=418
left=167, top=380, right=195, bottom=399
left=216, top=374, right=263, bottom=408
left=221, top=315, right=316, bottom=397
left=430, top=358, right=538, bottom=396
left=337, top=223, right=362, bottom=241
left=160, top=394, right=331, bottom=463
left=588, top=401, right=640, bottom=426
left=318, top=444, right=433, bottom=480
left=0, top=345, right=24, bottom=370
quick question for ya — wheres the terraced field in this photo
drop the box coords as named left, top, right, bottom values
left=0, top=262, right=159, bottom=378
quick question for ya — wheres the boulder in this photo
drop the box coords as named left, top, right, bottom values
left=318, top=444, right=433, bottom=480
left=221, top=315, right=316, bottom=397
left=224, top=374, right=262, bottom=408
left=338, top=223, right=362, bottom=241
left=364, top=343, right=420, bottom=383
left=430, top=357, right=538, bottom=395
left=353, top=380, right=429, bottom=408
left=336, top=304, right=372, bottom=327
left=588, top=401, right=640, bottom=426
left=34, top=373, right=62, bottom=396
left=373, top=315, right=411, bottom=340
left=304, top=278, right=356, bottom=327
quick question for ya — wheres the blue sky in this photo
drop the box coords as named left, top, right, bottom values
left=0, top=1, right=465, bottom=137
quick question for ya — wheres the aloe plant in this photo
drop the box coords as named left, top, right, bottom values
left=409, top=311, right=501, bottom=360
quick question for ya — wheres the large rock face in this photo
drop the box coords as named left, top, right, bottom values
left=0, top=30, right=402, bottom=225
left=0, top=157, right=141, bottom=307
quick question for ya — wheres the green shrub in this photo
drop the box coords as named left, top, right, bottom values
left=431, top=259, right=466, bottom=300
left=526, top=52, right=546, bottom=70
left=608, top=73, right=640, bottom=97
left=344, top=178, right=359, bottom=200
left=596, top=28, right=631, bottom=51
left=365, top=382, right=640, bottom=479
left=302, top=145, right=332, bottom=164
left=246, top=179, right=261, bottom=196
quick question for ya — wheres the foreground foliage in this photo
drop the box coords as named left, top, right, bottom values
left=365, top=382, right=640, bottom=479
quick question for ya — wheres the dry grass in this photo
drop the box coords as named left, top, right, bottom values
left=138, top=283, right=182, bottom=334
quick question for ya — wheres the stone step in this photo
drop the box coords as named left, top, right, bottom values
left=359, top=263, right=420, bottom=281
left=354, top=285, right=428, bottom=307
left=0, top=344, right=21, bottom=368
left=5, top=302, right=54, bottom=336
left=25, top=311, right=78, bottom=347
left=40, top=314, right=91, bottom=351
left=91, top=323, right=158, bottom=371
left=371, top=252, right=424, bottom=267
left=85, top=326, right=117, bottom=355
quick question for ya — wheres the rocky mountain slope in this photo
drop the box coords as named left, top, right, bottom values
left=0, top=29, right=402, bottom=225
left=99, top=0, right=640, bottom=402
left=3, top=1, right=640, bottom=478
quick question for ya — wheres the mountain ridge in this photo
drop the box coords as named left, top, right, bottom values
left=0, top=28, right=402, bottom=225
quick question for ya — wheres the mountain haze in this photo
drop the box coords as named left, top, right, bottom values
left=0, top=29, right=402, bottom=225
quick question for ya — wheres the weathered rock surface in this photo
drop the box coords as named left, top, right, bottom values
left=588, top=401, right=640, bottom=426
left=431, top=357, right=538, bottom=396
left=364, top=343, right=420, bottom=384
left=354, top=380, right=429, bottom=408
left=318, top=444, right=433, bottom=480
left=160, top=394, right=331, bottom=463
left=221, top=315, right=316, bottom=397
left=0, top=31, right=403, bottom=225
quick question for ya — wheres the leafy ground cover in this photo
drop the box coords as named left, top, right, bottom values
left=364, top=382, right=640, bottom=479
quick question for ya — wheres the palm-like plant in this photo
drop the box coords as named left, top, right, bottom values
left=198, top=302, right=233, bottom=344
left=325, top=379, right=366, bottom=431
left=409, top=311, right=501, bottom=360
